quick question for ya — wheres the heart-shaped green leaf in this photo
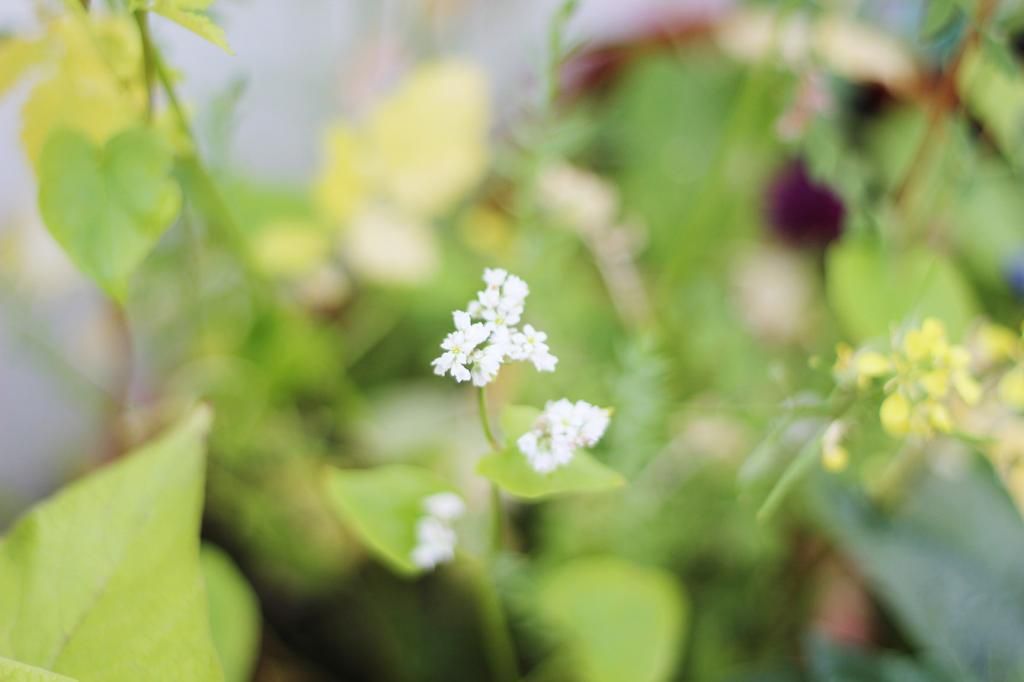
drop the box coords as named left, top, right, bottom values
left=0, top=406, right=222, bottom=681
left=323, top=465, right=456, bottom=576
left=201, top=545, right=260, bottom=682
left=0, top=657, right=75, bottom=682
left=37, top=126, right=181, bottom=300
left=476, top=406, right=625, bottom=500
left=536, top=557, right=689, bottom=682
left=826, top=238, right=977, bottom=342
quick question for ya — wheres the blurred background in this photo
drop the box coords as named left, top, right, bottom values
left=5, top=0, right=1024, bottom=680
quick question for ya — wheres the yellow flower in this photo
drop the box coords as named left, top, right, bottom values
left=880, top=392, right=911, bottom=437
left=365, top=60, right=490, bottom=217
left=902, top=317, right=946, bottom=362
left=316, top=60, right=491, bottom=225
left=314, top=125, right=367, bottom=225
left=1000, top=368, right=1024, bottom=410
left=978, top=323, right=1020, bottom=362
left=834, top=344, right=893, bottom=389
left=856, top=351, right=891, bottom=382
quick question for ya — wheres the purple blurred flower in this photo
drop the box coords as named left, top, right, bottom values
left=1005, top=251, right=1024, bottom=298
left=764, top=159, right=846, bottom=247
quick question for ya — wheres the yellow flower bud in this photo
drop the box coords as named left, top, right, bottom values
left=880, top=392, right=911, bottom=437
left=904, top=318, right=948, bottom=362
left=927, top=402, right=953, bottom=433
left=821, top=420, right=849, bottom=472
left=856, top=351, right=891, bottom=381
left=978, top=323, right=1019, bottom=363
left=822, top=444, right=849, bottom=472
left=953, top=371, right=982, bottom=406
left=999, top=368, right=1024, bottom=410
left=834, top=343, right=853, bottom=373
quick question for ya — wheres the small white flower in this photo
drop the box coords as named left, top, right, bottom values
left=572, top=401, right=611, bottom=447
left=431, top=311, right=490, bottom=383
left=432, top=268, right=558, bottom=387
left=501, top=274, right=529, bottom=306
left=411, top=517, right=457, bottom=569
left=410, top=491, right=465, bottom=570
left=516, top=399, right=612, bottom=474
left=423, top=492, right=466, bottom=521
left=470, top=345, right=503, bottom=387
left=483, top=267, right=508, bottom=288
left=512, top=324, right=558, bottom=372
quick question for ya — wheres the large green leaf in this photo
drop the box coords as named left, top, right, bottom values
left=536, top=557, right=688, bottom=682
left=476, top=406, right=625, bottom=500
left=323, top=465, right=455, bottom=576
left=813, top=466, right=1024, bottom=682
left=0, top=658, right=75, bottom=682
left=37, top=126, right=181, bottom=300
left=826, top=239, right=977, bottom=342
left=0, top=407, right=223, bottom=682
left=200, top=545, right=260, bottom=682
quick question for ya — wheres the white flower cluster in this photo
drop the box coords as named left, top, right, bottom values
left=432, top=268, right=557, bottom=386
left=410, top=492, right=465, bottom=570
left=517, top=399, right=611, bottom=474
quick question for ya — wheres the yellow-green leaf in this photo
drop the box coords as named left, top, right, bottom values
left=0, top=657, right=76, bottom=682
left=201, top=545, right=260, bottom=682
left=826, top=238, right=978, bottom=342
left=323, top=465, right=455, bottom=576
left=19, top=17, right=144, bottom=168
left=37, top=126, right=181, bottom=300
left=0, top=407, right=222, bottom=681
left=0, top=38, right=45, bottom=98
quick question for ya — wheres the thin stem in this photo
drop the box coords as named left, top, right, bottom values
left=477, top=386, right=501, bottom=450
left=489, top=483, right=504, bottom=557
left=477, top=387, right=506, bottom=554
left=100, top=302, right=134, bottom=461
left=893, top=0, right=997, bottom=211
left=757, top=422, right=829, bottom=524
left=461, top=557, right=518, bottom=682
left=143, top=32, right=266, bottom=293
left=133, top=10, right=155, bottom=122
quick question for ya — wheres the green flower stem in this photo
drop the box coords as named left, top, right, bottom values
left=461, top=557, right=518, bottom=682
left=756, top=422, right=829, bottom=524
left=477, top=387, right=506, bottom=553
left=472, top=389, right=518, bottom=681
left=135, top=14, right=265, bottom=294
left=132, top=10, right=155, bottom=122
left=478, top=386, right=501, bottom=450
